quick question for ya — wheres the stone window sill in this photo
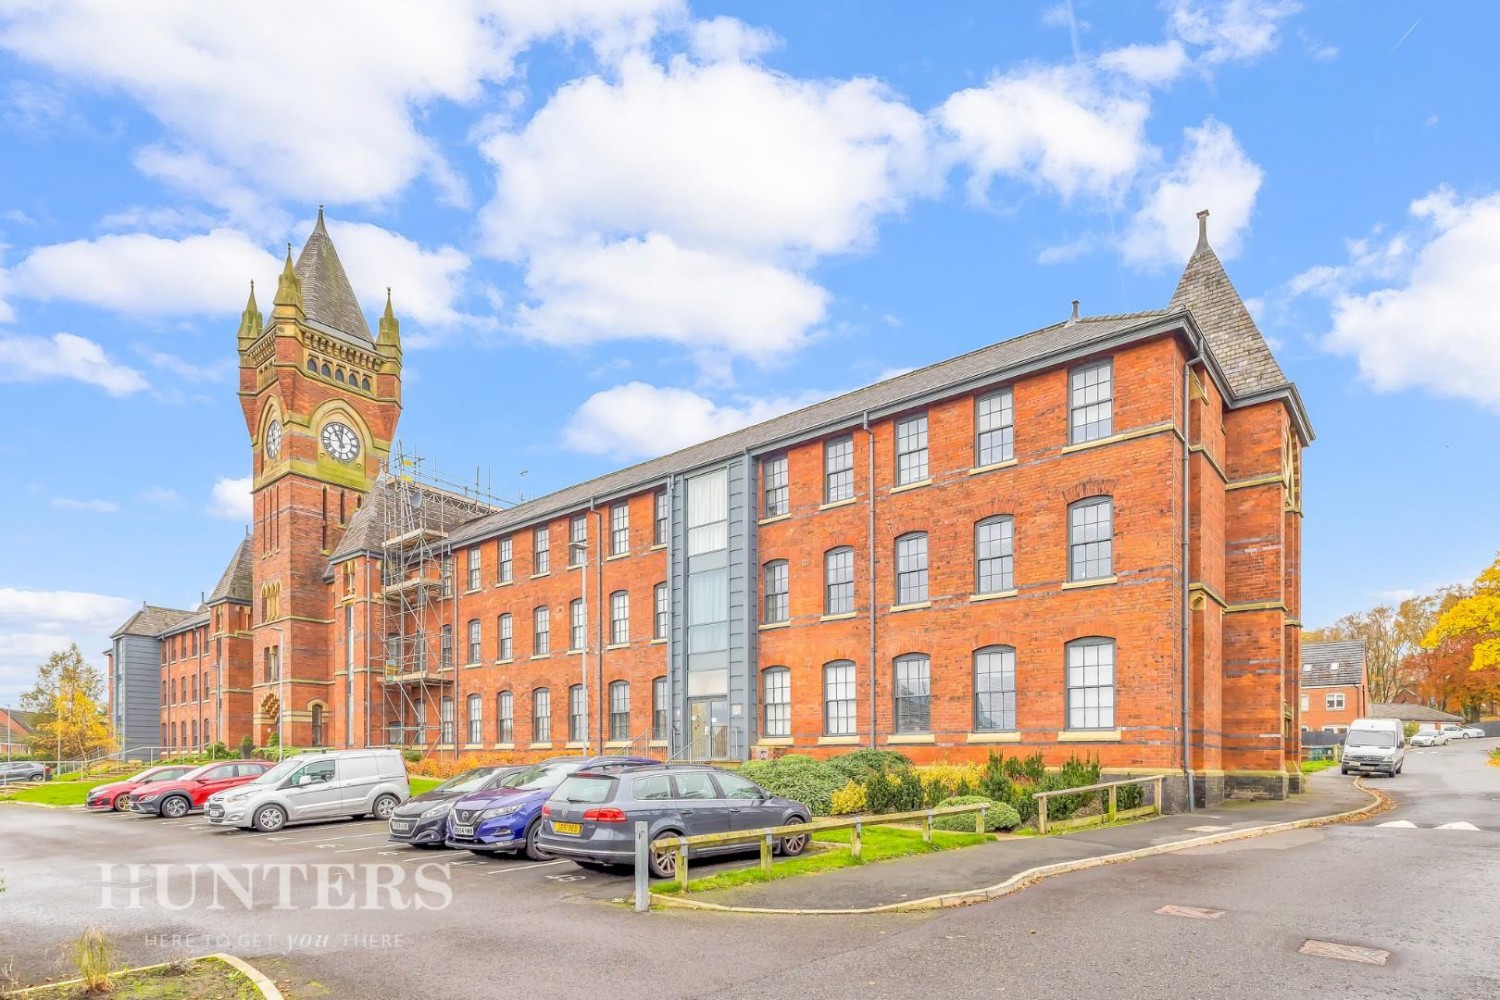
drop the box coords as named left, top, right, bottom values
left=495, top=580, right=513, bottom=588
left=493, top=742, right=515, bottom=751
left=889, top=479, right=932, bottom=495
left=1057, top=729, right=1122, bottom=743
left=966, top=731, right=1021, bottom=743
left=565, top=741, right=586, bottom=750
left=968, top=459, right=1017, bottom=477
left=756, top=737, right=793, bottom=747
left=1061, top=421, right=1175, bottom=456
left=649, top=637, right=667, bottom=645
left=531, top=654, right=551, bottom=661
left=820, top=611, right=858, bottom=622
left=605, top=643, right=628, bottom=651
left=1061, top=576, right=1118, bottom=591
left=606, top=553, right=630, bottom=562
left=887, top=733, right=935, bottom=745
left=648, top=740, right=668, bottom=748
left=758, top=621, right=791, bottom=631
left=529, top=742, right=553, bottom=750
left=604, top=740, right=632, bottom=749
left=818, top=497, right=857, bottom=511
left=817, top=735, right=862, bottom=746
left=530, top=572, right=550, bottom=580
left=650, top=543, right=667, bottom=551
left=462, top=743, right=485, bottom=751
left=889, top=601, right=931, bottom=613
left=970, top=590, right=1018, bottom=603
left=495, top=658, right=513, bottom=665
left=758, top=513, right=791, bottom=526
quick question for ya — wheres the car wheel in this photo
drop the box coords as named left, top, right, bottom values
left=1340, top=767, right=1348, bottom=775
left=648, top=833, right=682, bottom=880
left=778, top=818, right=810, bottom=858
left=523, top=819, right=550, bottom=861
left=160, top=795, right=190, bottom=819
left=371, top=794, right=399, bottom=821
left=575, top=861, right=618, bottom=872
left=112, top=794, right=127, bottom=812
left=253, top=804, right=287, bottom=832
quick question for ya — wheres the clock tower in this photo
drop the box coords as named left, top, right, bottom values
left=236, top=209, right=402, bottom=747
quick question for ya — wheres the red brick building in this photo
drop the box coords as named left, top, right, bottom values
left=111, top=209, right=1312, bottom=808
left=1297, top=639, right=1368, bottom=733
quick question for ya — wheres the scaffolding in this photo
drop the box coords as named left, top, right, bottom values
left=379, top=447, right=505, bottom=755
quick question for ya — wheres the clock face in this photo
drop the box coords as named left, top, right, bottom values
left=321, top=421, right=361, bottom=463
left=265, top=419, right=282, bottom=460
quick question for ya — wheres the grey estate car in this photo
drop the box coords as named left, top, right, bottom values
left=536, top=763, right=812, bottom=878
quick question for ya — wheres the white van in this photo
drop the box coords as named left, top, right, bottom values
left=1340, top=718, right=1405, bottom=778
left=205, top=749, right=410, bottom=831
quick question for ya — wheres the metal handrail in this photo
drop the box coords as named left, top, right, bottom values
left=606, top=730, right=656, bottom=756
left=667, top=730, right=713, bottom=762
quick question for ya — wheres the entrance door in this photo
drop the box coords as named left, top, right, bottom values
left=687, top=698, right=729, bottom=759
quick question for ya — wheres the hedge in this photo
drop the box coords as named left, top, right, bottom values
left=931, top=795, right=1020, bottom=832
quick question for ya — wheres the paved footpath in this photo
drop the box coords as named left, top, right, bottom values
left=681, top=771, right=1378, bottom=912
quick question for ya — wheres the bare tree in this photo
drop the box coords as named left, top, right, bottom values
left=1305, top=594, right=1443, bottom=703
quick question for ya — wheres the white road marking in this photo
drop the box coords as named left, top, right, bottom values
left=1299, top=940, right=1389, bottom=965
left=332, top=843, right=401, bottom=854
left=1435, top=821, right=1479, bottom=831
left=485, top=860, right=568, bottom=875
left=284, top=830, right=389, bottom=845
left=405, top=850, right=466, bottom=863
left=1377, top=820, right=1416, bottom=828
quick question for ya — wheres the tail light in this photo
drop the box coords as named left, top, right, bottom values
left=541, top=804, right=551, bottom=816
left=583, top=807, right=628, bottom=823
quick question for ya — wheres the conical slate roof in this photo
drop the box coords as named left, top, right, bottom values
left=294, top=209, right=372, bottom=342
left=207, top=537, right=254, bottom=605
left=1169, top=212, right=1287, bottom=396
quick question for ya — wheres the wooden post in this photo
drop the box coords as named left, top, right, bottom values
left=675, top=841, right=689, bottom=893
left=1108, top=784, right=1118, bottom=823
left=922, top=810, right=933, bottom=844
left=1154, top=776, right=1164, bottom=817
left=760, top=832, right=773, bottom=874
left=976, top=804, right=986, bottom=834
left=1038, top=794, right=1049, bottom=835
left=851, top=819, right=863, bottom=859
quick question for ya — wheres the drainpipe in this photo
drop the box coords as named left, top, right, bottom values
left=592, top=500, right=604, bottom=756
left=664, top=476, right=676, bottom=757
left=1182, top=331, right=1205, bottom=812
left=864, top=411, right=877, bottom=749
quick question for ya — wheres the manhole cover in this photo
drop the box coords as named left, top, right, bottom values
left=1299, top=940, right=1389, bottom=965
left=1155, top=904, right=1225, bottom=919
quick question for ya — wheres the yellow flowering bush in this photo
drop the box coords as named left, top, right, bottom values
left=829, top=780, right=868, bottom=815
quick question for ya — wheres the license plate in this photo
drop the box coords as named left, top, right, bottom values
left=552, top=821, right=581, bottom=836
left=390, top=820, right=412, bottom=832
left=454, top=824, right=474, bottom=838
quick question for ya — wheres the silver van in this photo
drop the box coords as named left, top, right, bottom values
left=205, top=749, right=410, bottom=831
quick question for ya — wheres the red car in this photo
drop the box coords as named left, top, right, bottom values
left=127, top=760, right=271, bottom=818
left=85, top=765, right=197, bottom=811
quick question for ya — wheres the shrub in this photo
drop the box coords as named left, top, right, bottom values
left=931, top=795, right=1020, bottom=832
left=72, top=928, right=114, bottom=992
left=738, top=755, right=846, bottom=815
left=827, top=749, right=913, bottom=783
left=829, top=780, right=868, bottom=815
left=237, top=735, right=254, bottom=760
left=894, top=770, right=925, bottom=812
left=401, top=748, right=423, bottom=764
left=919, top=762, right=985, bottom=802
left=1116, top=782, right=1144, bottom=811
left=864, top=770, right=898, bottom=814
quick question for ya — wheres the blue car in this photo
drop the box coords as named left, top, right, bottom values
left=446, top=756, right=656, bottom=859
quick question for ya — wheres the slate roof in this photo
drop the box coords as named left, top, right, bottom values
left=1300, top=639, right=1368, bottom=688
left=329, top=472, right=500, bottom=563
left=445, top=309, right=1175, bottom=548
left=1169, top=212, right=1288, bottom=396
left=207, top=537, right=254, bottom=605
left=0, top=708, right=42, bottom=736
left=293, top=209, right=372, bottom=342
left=159, top=609, right=210, bottom=637
left=111, top=604, right=197, bottom=639
left=1368, top=702, right=1463, bottom=724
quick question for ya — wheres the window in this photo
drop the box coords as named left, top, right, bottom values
left=497, top=613, right=513, bottom=660
left=976, top=388, right=1014, bottom=466
left=895, top=532, right=928, bottom=605
left=635, top=774, right=672, bottom=801
left=1299, top=693, right=1309, bottom=712
left=569, top=684, right=586, bottom=742
left=439, top=625, right=453, bottom=669
left=569, top=514, right=587, bottom=566
left=763, top=667, right=790, bottom=738
left=610, top=502, right=629, bottom=555
left=570, top=599, right=586, bottom=651
left=496, top=691, right=513, bottom=743
left=609, top=681, right=630, bottom=741
left=893, top=654, right=931, bottom=734
left=654, top=582, right=669, bottom=639
left=467, top=619, right=481, bottom=664
left=825, top=547, right=854, bottom=615
left=975, top=516, right=1015, bottom=594
left=467, top=694, right=482, bottom=744
left=715, top=771, right=764, bottom=800
left=440, top=554, right=453, bottom=598
left=498, top=536, right=513, bottom=583
left=534, top=606, right=550, bottom=655
left=467, top=547, right=482, bottom=591
left=1068, top=498, right=1113, bottom=581
left=652, top=676, right=668, bottom=741
left=1069, top=359, right=1113, bottom=444
left=439, top=696, right=454, bottom=744
left=895, top=413, right=929, bottom=485
left=763, top=560, right=789, bottom=624
left=533, top=526, right=550, bottom=575
left=762, top=454, right=789, bottom=517
left=824, top=435, right=854, bottom=503
left=654, top=489, right=668, bottom=546
left=1066, top=637, right=1116, bottom=730
left=823, top=661, right=856, bottom=736
left=686, top=469, right=728, bottom=555
left=610, top=591, right=629, bottom=645
left=974, top=646, right=1017, bottom=732
left=675, top=772, right=717, bottom=800
left=1326, top=692, right=1345, bottom=711
left=532, top=688, right=551, bottom=743
left=191, top=674, right=198, bottom=701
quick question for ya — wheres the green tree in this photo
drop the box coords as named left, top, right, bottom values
left=19, top=645, right=115, bottom=763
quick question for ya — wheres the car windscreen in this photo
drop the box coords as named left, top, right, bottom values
left=503, top=762, right=578, bottom=791
left=437, top=768, right=502, bottom=794
left=127, top=768, right=157, bottom=782
left=1346, top=731, right=1397, bottom=748
left=555, top=775, right=616, bottom=804
left=247, top=757, right=305, bottom=785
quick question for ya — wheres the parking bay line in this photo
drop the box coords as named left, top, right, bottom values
left=486, top=860, right=569, bottom=875
left=282, top=830, right=391, bottom=845
left=404, top=850, right=468, bottom=863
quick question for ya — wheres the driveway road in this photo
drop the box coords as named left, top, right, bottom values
left=1, top=740, right=1495, bottom=999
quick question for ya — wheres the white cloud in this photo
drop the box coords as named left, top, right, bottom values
left=141, top=350, right=232, bottom=383
left=516, top=235, right=828, bottom=366
left=1317, top=188, right=1500, bottom=409
left=1122, top=117, right=1262, bottom=267
left=0, top=332, right=149, bottom=396
left=140, top=487, right=183, bottom=507
left=564, top=381, right=825, bottom=458
left=51, top=497, right=119, bottom=513
left=0, top=1, right=685, bottom=212
left=10, top=229, right=278, bottom=316
left=1166, top=0, right=1302, bottom=66
left=689, top=16, right=779, bottom=63
left=1097, top=41, right=1191, bottom=85
left=939, top=64, right=1153, bottom=202
left=0, top=587, right=138, bottom=705
left=208, top=476, right=252, bottom=521
left=320, top=219, right=476, bottom=332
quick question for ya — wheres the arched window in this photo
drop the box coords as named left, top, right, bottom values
left=496, top=690, right=513, bottom=743
left=975, top=516, right=1014, bottom=594
left=823, top=660, right=856, bottom=736
left=974, top=646, right=1017, bottom=732
left=307, top=357, right=318, bottom=373
left=1065, top=637, right=1116, bottom=730
left=1067, top=497, right=1113, bottom=581
left=893, top=653, right=931, bottom=734
left=361, top=376, right=371, bottom=391
left=321, top=363, right=331, bottom=377
left=335, top=368, right=346, bottom=383
left=467, top=619, right=481, bottom=664
left=310, top=704, right=325, bottom=746
left=895, top=532, right=928, bottom=605
left=824, top=547, right=854, bottom=615
left=609, top=680, right=630, bottom=741
left=762, top=667, right=790, bottom=738
left=467, top=694, right=483, bottom=745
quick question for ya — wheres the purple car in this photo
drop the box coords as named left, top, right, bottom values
left=446, top=756, right=656, bottom=859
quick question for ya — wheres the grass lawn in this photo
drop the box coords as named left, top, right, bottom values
left=657, top=824, right=990, bottom=895
left=0, top=776, right=116, bottom=806
left=18, top=958, right=257, bottom=999
left=1301, top=759, right=1338, bottom=774
left=408, top=777, right=442, bottom=795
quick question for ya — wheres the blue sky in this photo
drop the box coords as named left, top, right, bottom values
left=2, top=1, right=1497, bottom=708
